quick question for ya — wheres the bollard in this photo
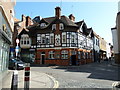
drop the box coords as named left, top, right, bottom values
left=11, top=70, right=18, bottom=90
left=24, top=63, right=30, bottom=90
left=112, top=82, right=120, bottom=90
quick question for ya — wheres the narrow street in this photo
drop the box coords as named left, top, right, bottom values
left=31, top=60, right=119, bottom=88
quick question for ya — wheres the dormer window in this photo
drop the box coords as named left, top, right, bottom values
left=59, top=23, right=64, bottom=30
left=52, top=24, right=56, bottom=30
left=40, top=23, right=46, bottom=27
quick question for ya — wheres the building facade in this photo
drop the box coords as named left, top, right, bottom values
left=106, top=43, right=113, bottom=60
left=13, top=15, right=34, bottom=63
left=93, top=32, right=100, bottom=62
left=0, top=0, right=16, bottom=89
left=27, top=7, right=94, bottom=66
left=98, top=36, right=107, bottom=61
left=111, top=1, right=120, bottom=64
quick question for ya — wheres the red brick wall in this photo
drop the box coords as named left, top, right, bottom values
left=34, top=48, right=93, bottom=66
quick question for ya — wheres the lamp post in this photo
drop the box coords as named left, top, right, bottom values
left=15, top=38, right=20, bottom=69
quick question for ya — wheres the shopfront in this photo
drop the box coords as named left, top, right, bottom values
left=0, top=6, right=12, bottom=88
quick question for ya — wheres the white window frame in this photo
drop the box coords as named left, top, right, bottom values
left=59, top=23, right=64, bottom=30
left=40, top=23, right=46, bottom=27
left=50, top=35, right=54, bottom=44
left=61, top=50, right=68, bottom=59
left=41, top=36, right=46, bottom=44
left=52, top=24, right=56, bottom=30
left=20, top=34, right=31, bottom=45
left=49, top=51, right=55, bottom=59
left=46, top=36, right=49, bottom=44
left=62, top=33, right=66, bottom=43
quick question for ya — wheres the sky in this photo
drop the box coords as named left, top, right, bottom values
left=14, top=1, right=118, bottom=44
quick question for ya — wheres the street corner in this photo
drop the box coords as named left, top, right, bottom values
left=45, top=73, right=59, bottom=88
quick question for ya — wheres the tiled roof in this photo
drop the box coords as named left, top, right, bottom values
left=75, top=20, right=84, bottom=27
left=43, top=15, right=78, bottom=27
left=14, top=18, right=20, bottom=22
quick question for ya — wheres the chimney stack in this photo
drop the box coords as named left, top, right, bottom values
left=22, top=14, right=26, bottom=21
left=55, top=7, right=61, bottom=19
left=26, top=16, right=32, bottom=26
left=69, top=14, right=75, bottom=21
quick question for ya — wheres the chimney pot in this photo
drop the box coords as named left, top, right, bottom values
left=55, top=7, right=61, bottom=19
left=69, top=14, right=75, bottom=21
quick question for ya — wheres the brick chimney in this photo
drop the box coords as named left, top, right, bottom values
left=21, top=14, right=26, bottom=28
left=69, top=14, right=75, bottom=21
left=55, top=7, right=61, bottom=19
left=26, top=16, right=32, bottom=26
left=22, top=14, right=26, bottom=21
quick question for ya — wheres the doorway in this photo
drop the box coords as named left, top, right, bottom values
left=41, top=54, right=45, bottom=64
left=71, top=55, right=76, bottom=65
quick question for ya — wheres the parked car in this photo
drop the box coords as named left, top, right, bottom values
left=8, top=58, right=25, bottom=70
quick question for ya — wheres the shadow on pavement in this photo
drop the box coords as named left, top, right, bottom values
left=51, top=61, right=120, bottom=81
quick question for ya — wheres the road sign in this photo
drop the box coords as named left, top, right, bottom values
left=15, top=46, right=19, bottom=53
left=16, top=38, right=19, bottom=44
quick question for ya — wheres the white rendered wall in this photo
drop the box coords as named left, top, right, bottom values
left=111, top=29, right=118, bottom=53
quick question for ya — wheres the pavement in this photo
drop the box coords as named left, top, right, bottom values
left=2, top=69, right=59, bottom=89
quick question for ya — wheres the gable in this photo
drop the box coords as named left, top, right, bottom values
left=18, top=29, right=29, bottom=39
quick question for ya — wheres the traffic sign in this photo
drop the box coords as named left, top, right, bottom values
left=15, top=46, right=19, bottom=53
left=16, top=38, right=19, bottom=44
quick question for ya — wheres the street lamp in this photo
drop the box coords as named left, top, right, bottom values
left=15, top=38, right=20, bottom=70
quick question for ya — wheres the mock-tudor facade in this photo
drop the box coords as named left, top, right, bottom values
left=26, top=7, right=94, bottom=66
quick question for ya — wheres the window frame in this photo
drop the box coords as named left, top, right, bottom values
left=61, top=50, right=68, bottom=59
left=59, top=23, right=64, bottom=30
left=52, top=24, right=56, bottom=30
left=49, top=51, right=55, bottom=59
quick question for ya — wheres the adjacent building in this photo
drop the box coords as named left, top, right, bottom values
left=106, top=43, right=113, bottom=60
left=98, top=36, right=107, bottom=61
left=13, top=15, right=34, bottom=63
left=0, top=0, right=16, bottom=89
left=93, top=32, right=100, bottom=62
left=111, top=1, right=120, bottom=64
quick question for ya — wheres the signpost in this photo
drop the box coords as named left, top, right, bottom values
left=11, top=38, right=20, bottom=90
left=15, top=46, right=19, bottom=57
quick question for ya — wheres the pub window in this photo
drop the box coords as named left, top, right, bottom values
left=50, top=36, right=54, bottom=44
left=62, top=34, right=66, bottom=43
left=59, top=23, right=64, bottom=30
left=82, top=52, right=85, bottom=59
left=46, top=38, right=49, bottom=44
left=71, top=35, right=75, bottom=43
left=61, top=50, right=68, bottom=59
left=52, top=24, right=56, bottom=30
left=42, top=36, right=46, bottom=44
left=40, top=23, right=46, bottom=27
left=49, top=51, right=55, bottom=59
left=78, top=51, right=81, bottom=59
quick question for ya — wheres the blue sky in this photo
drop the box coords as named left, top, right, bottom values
left=15, top=2, right=118, bottom=44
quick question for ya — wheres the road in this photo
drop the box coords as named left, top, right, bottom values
left=31, top=61, right=119, bottom=88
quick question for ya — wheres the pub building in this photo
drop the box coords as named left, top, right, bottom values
left=25, top=7, right=94, bottom=66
